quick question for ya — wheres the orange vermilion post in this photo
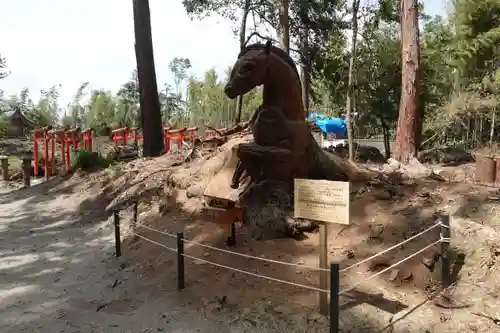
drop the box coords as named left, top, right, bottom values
left=163, top=127, right=171, bottom=152
left=111, top=127, right=128, bottom=147
left=187, top=126, right=198, bottom=140
left=48, top=128, right=66, bottom=175
left=82, top=128, right=93, bottom=152
left=65, top=137, right=71, bottom=170
left=167, top=128, right=187, bottom=150
left=44, top=131, right=49, bottom=179
left=32, top=127, right=50, bottom=177
left=65, top=128, right=79, bottom=170
left=51, top=133, right=55, bottom=175
left=33, top=134, right=39, bottom=177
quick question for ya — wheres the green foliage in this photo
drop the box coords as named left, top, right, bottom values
left=0, top=115, right=8, bottom=136
left=1, top=60, right=261, bottom=133
left=185, top=68, right=262, bottom=127
left=3, top=0, right=500, bottom=150
left=71, top=149, right=109, bottom=172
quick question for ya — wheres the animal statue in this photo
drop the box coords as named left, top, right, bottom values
left=207, top=40, right=360, bottom=242
left=225, top=40, right=313, bottom=189
left=224, top=40, right=305, bottom=123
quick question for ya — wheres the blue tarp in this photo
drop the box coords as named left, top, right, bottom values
left=308, top=113, right=347, bottom=137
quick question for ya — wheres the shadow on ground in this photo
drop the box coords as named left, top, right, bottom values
left=2, top=170, right=497, bottom=332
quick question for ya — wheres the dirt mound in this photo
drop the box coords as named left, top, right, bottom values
left=61, top=135, right=252, bottom=219
left=64, top=133, right=367, bottom=239
left=116, top=174, right=500, bottom=333
left=326, top=142, right=386, bottom=163
left=42, top=140, right=500, bottom=332
left=418, top=147, right=474, bottom=165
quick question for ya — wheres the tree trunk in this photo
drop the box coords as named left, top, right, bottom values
left=235, top=0, right=251, bottom=124
left=490, top=108, right=496, bottom=145
left=345, top=0, right=360, bottom=161
left=394, top=0, right=421, bottom=163
left=300, top=29, right=311, bottom=116
left=278, top=0, right=290, bottom=54
left=415, top=101, right=425, bottom=150
left=383, top=125, right=391, bottom=160
left=133, top=0, right=164, bottom=157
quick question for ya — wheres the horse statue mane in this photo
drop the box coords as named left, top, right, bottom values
left=238, top=42, right=301, bottom=90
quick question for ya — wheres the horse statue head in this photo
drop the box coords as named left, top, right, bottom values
left=224, top=40, right=304, bottom=121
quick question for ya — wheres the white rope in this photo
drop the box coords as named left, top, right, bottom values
left=181, top=252, right=329, bottom=293
left=131, top=231, right=328, bottom=293
left=339, top=222, right=441, bottom=273
left=133, top=221, right=446, bottom=279
left=135, top=223, right=177, bottom=238
left=182, top=237, right=330, bottom=272
left=338, top=239, right=441, bottom=296
left=132, top=232, right=177, bottom=252
left=135, top=222, right=330, bottom=272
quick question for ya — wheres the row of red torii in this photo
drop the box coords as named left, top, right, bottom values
left=32, top=126, right=221, bottom=179
left=110, top=126, right=220, bottom=149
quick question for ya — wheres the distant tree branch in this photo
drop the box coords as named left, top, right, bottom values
left=243, top=30, right=303, bottom=57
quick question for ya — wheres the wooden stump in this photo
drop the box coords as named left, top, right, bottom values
left=22, top=157, right=32, bottom=188
left=0, top=156, right=8, bottom=181
left=474, top=152, right=496, bottom=184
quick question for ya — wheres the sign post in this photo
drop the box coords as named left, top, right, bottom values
left=294, top=179, right=350, bottom=315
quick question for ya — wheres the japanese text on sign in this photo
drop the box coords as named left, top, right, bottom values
left=293, top=179, right=350, bottom=225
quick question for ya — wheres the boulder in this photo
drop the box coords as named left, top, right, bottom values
left=325, top=142, right=385, bottom=163
left=418, top=147, right=473, bottom=165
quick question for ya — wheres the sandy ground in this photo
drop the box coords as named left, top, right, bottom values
left=1, top=182, right=304, bottom=333
left=1, top=162, right=500, bottom=332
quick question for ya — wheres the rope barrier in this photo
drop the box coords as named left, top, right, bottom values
left=181, top=252, right=329, bottom=293
left=132, top=232, right=177, bottom=252
left=135, top=222, right=330, bottom=272
left=339, top=222, right=441, bottom=273
left=338, top=239, right=441, bottom=296
left=133, top=230, right=443, bottom=296
left=134, top=221, right=444, bottom=274
left=135, top=223, right=177, bottom=238
left=131, top=231, right=328, bottom=293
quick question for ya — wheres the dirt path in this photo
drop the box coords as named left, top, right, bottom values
left=0, top=183, right=263, bottom=333
left=2, top=179, right=500, bottom=333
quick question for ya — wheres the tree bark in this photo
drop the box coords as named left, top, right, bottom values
left=490, top=108, right=496, bottom=145
left=382, top=125, right=391, bottom=160
left=394, top=0, right=421, bottom=163
left=235, top=0, right=251, bottom=124
left=300, top=64, right=310, bottom=115
left=345, top=0, right=360, bottom=161
left=300, top=27, right=310, bottom=116
left=133, top=0, right=164, bottom=157
left=278, top=0, right=290, bottom=54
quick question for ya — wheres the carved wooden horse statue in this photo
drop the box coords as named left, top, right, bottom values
left=224, top=40, right=305, bottom=122
left=225, top=40, right=312, bottom=189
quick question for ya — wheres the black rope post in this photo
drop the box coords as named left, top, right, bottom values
left=227, top=223, right=236, bottom=246
left=113, top=210, right=122, bottom=257
left=177, top=232, right=185, bottom=290
left=440, top=214, right=451, bottom=288
left=132, top=201, right=138, bottom=228
left=330, top=263, right=340, bottom=333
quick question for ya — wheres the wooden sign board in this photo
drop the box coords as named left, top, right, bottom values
left=293, top=179, right=350, bottom=225
left=201, top=206, right=242, bottom=225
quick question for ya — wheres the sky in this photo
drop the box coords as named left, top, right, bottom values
left=0, top=0, right=448, bottom=107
